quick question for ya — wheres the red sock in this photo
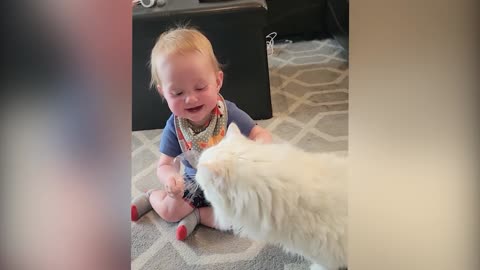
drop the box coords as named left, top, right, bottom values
left=175, top=209, right=200, bottom=240
left=131, top=205, right=139, bottom=221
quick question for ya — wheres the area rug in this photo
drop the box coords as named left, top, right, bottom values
left=131, top=38, right=348, bottom=270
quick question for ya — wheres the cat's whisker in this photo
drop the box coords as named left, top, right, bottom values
left=183, top=177, right=201, bottom=199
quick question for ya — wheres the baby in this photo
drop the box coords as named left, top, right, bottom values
left=131, top=26, right=272, bottom=240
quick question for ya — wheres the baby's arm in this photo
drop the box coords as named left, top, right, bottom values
left=248, top=125, right=272, bottom=144
left=157, top=154, right=184, bottom=198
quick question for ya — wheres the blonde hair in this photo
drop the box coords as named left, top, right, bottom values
left=149, top=26, right=222, bottom=90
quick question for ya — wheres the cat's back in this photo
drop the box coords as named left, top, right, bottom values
left=243, top=142, right=347, bottom=213
left=233, top=141, right=347, bottom=268
left=250, top=142, right=347, bottom=184
left=255, top=145, right=348, bottom=268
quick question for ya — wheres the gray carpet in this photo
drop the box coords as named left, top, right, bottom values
left=131, top=38, right=348, bottom=269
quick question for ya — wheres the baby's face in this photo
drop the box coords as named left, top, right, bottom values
left=156, top=51, right=223, bottom=125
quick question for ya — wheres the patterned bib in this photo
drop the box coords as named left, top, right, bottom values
left=174, top=94, right=228, bottom=168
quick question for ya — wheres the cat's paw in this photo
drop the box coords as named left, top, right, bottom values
left=310, top=263, right=328, bottom=270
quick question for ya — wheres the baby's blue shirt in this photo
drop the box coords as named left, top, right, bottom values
left=159, top=100, right=256, bottom=175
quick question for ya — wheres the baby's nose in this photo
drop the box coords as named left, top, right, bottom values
left=185, top=94, right=198, bottom=104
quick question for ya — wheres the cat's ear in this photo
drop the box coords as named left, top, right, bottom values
left=226, top=123, right=241, bottom=138
left=198, top=161, right=226, bottom=178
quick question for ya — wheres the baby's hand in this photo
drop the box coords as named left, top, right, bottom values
left=165, top=174, right=184, bottom=199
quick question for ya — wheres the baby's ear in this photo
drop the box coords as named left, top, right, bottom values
left=226, top=123, right=241, bottom=138
left=215, top=70, right=224, bottom=92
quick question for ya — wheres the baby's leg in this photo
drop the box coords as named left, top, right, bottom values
left=198, top=207, right=217, bottom=228
left=175, top=182, right=221, bottom=239
left=174, top=175, right=227, bottom=239
left=149, top=190, right=194, bottom=222
left=176, top=206, right=220, bottom=240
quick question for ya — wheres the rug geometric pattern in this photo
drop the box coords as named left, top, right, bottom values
left=131, top=39, right=348, bottom=269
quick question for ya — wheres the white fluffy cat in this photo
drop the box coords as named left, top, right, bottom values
left=195, top=123, right=348, bottom=270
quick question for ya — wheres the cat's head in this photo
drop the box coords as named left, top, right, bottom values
left=196, top=123, right=250, bottom=192
left=197, top=123, right=278, bottom=234
left=196, top=123, right=261, bottom=215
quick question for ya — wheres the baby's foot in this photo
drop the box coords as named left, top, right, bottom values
left=176, top=208, right=200, bottom=240
left=131, top=190, right=155, bottom=221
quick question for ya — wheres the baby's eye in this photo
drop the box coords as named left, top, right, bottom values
left=195, top=85, right=207, bottom=91
left=172, top=91, right=183, bottom=96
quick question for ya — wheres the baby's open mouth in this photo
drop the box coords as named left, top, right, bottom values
left=186, top=105, right=204, bottom=113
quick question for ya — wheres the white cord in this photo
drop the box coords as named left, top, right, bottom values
left=266, top=32, right=277, bottom=56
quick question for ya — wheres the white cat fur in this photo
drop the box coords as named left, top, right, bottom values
left=195, top=123, right=348, bottom=270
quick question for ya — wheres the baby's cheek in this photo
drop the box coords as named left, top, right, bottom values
left=172, top=101, right=183, bottom=111
left=170, top=102, right=185, bottom=116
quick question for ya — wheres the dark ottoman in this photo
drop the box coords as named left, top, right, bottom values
left=133, top=0, right=272, bottom=131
